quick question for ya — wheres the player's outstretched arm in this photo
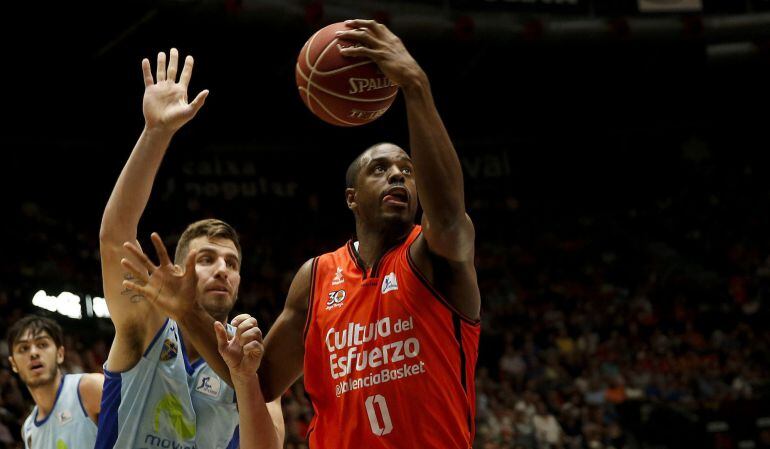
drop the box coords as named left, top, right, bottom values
left=337, top=21, right=480, bottom=320
left=258, top=258, right=314, bottom=401
left=100, top=49, right=209, bottom=372
left=215, top=317, right=285, bottom=449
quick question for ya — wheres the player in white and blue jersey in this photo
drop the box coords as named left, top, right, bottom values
left=7, top=315, right=103, bottom=449
left=191, top=358, right=240, bottom=448
left=97, top=48, right=283, bottom=449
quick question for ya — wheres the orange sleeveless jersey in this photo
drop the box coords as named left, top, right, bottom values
left=303, top=225, right=481, bottom=449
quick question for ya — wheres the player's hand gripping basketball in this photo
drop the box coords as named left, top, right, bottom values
left=335, top=20, right=426, bottom=90
left=215, top=314, right=264, bottom=382
left=120, top=233, right=203, bottom=322
left=142, top=48, right=209, bottom=133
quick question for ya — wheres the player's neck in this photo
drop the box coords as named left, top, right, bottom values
left=29, top=370, right=63, bottom=420
left=184, top=315, right=227, bottom=364
left=184, top=333, right=202, bottom=363
left=354, top=222, right=412, bottom=268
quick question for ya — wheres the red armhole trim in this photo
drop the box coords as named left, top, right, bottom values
left=302, top=257, right=319, bottom=343
left=406, top=233, right=481, bottom=326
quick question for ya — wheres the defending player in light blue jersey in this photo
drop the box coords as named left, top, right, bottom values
left=191, top=358, right=282, bottom=449
left=191, top=359, right=240, bottom=449
left=97, top=48, right=283, bottom=449
left=7, top=315, right=103, bottom=449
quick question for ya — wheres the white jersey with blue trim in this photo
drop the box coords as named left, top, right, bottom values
left=191, top=360, right=239, bottom=449
left=95, top=318, right=198, bottom=449
left=22, top=373, right=97, bottom=449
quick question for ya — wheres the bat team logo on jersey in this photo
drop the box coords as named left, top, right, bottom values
left=332, top=267, right=345, bottom=285
left=326, top=289, right=347, bottom=310
left=381, top=272, right=399, bottom=294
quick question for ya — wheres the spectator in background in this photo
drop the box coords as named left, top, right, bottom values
left=533, top=401, right=564, bottom=449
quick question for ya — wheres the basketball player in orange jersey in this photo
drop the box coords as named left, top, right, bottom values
left=221, top=19, right=481, bottom=449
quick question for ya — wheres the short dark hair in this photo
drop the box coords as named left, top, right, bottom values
left=345, top=143, right=394, bottom=188
left=175, top=219, right=242, bottom=265
left=345, top=151, right=367, bottom=189
left=6, top=315, right=64, bottom=352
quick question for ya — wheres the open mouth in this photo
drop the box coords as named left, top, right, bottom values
left=382, top=187, right=409, bottom=206
left=29, top=362, right=44, bottom=374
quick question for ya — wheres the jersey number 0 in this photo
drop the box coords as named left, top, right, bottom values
left=365, top=395, right=393, bottom=436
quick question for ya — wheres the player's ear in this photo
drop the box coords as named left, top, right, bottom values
left=57, top=346, right=65, bottom=365
left=345, top=188, right=357, bottom=211
left=8, top=356, right=18, bottom=373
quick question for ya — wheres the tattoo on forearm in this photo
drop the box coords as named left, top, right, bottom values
left=121, top=273, right=145, bottom=303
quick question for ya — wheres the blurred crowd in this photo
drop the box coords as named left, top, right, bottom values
left=2, top=140, right=769, bottom=449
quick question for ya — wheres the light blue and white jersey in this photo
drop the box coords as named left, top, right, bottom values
left=190, top=360, right=239, bottom=449
left=22, top=373, right=97, bottom=449
left=95, top=318, right=197, bottom=449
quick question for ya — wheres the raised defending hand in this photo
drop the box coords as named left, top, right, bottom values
left=142, top=48, right=209, bottom=133
left=335, top=20, right=426, bottom=89
left=121, top=232, right=202, bottom=322
left=215, top=314, right=264, bottom=383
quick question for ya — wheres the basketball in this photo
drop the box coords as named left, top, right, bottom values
left=296, top=22, right=399, bottom=127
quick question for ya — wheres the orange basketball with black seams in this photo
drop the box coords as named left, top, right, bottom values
left=296, top=22, right=399, bottom=127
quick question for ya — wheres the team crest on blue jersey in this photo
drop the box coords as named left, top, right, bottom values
left=160, top=338, right=178, bottom=361
left=326, top=289, right=346, bottom=310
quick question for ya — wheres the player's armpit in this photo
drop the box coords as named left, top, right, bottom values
left=411, top=219, right=481, bottom=321
left=258, top=258, right=315, bottom=402
left=100, top=240, right=166, bottom=371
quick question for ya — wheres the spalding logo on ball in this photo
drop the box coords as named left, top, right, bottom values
left=296, top=22, right=399, bottom=126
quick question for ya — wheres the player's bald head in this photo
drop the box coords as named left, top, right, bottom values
left=345, top=143, right=407, bottom=188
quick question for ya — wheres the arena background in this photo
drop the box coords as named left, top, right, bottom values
left=2, top=0, right=770, bottom=448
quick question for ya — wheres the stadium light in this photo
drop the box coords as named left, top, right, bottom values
left=32, top=290, right=82, bottom=319
left=31, top=290, right=111, bottom=319
left=88, top=295, right=111, bottom=318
